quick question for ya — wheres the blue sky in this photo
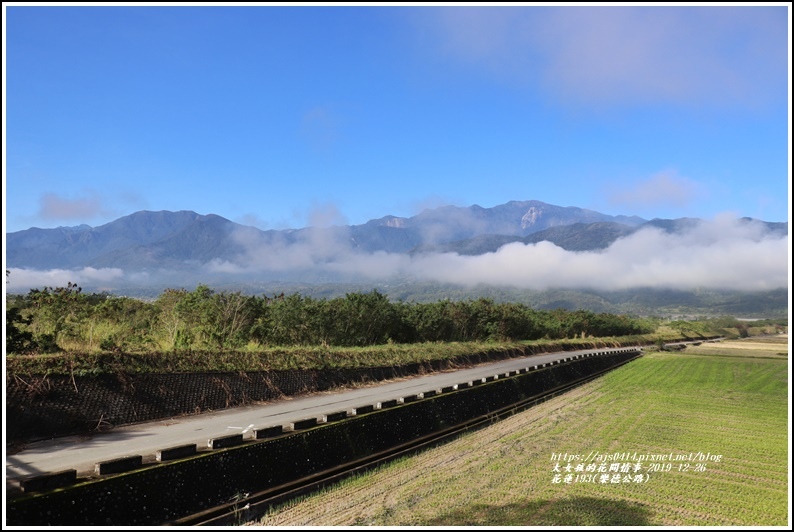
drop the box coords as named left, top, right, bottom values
left=4, top=4, right=790, bottom=236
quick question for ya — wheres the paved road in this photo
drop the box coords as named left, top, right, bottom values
left=5, top=346, right=639, bottom=489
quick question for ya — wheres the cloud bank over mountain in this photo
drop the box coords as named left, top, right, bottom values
left=408, top=219, right=786, bottom=291
left=8, top=211, right=785, bottom=295
left=202, top=214, right=787, bottom=292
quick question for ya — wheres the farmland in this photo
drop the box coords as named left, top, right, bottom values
left=253, top=335, right=789, bottom=526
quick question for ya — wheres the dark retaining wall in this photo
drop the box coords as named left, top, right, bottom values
left=6, top=350, right=639, bottom=526
left=5, top=344, right=596, bottom=445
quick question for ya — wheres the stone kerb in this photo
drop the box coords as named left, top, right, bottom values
left=18, top=470, right=77, bottom=494
left=324, top=411, right=348, bottom=422
left=95, top=455, right=143, bottom=475
left=254, top=425, right=284, bottom=439
left=156, top=444, right=197, bottom=461
left=292, top=417, right=320, bottom=430
left=351, top=404, right=375, bottom=415
left=208, top=434, right=244, bottom=449
left=378, top=398, right=403, bottom=409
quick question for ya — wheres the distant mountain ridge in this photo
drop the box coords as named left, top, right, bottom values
left=6, top=211, right=247, bottom=270
left=6, top=200, right=787, bottom=271
left=4, top=201, right=633, bottom=268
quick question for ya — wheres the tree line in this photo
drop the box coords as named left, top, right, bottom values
left=6, top=281, right=657, bottom=354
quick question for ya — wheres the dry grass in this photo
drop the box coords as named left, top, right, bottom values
left=684, top=334, right=788, bottom=359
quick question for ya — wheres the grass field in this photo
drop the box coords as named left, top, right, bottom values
left=252, top=335, right=790, bottom=527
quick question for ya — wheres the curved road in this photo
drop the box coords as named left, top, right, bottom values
left=6, top=346, right=640, bottom=491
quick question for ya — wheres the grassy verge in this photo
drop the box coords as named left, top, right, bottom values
left=5, top=333, right=682, bottom=376
left=253, top=335, right=789, bottom=526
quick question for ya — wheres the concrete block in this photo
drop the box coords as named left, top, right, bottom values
left=19, top=469, right=77, bottom=494
left=379, top=398, right=402, bottom=409
left=352, top=404, right=375, bottom=415
left=292, top=418, right=319, bottom=430
left=324, top=411, right=347, bottom=422
left=441, top=385, right=457, bottom=393
left=208, top=434, right=244, bottom=449
left=401, top=394, right=421, bottom=403
left=156, top=444, right=197, bottom=461
left=95, top=455, right=143, bottom=475
left=422, top=389, right=438, bottom=398
left=254, top=425, right=284, bottom=439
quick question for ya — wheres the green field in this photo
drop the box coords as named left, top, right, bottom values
left=253, top=336, right=790, bottom=526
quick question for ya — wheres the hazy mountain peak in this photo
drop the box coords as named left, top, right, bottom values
left=368, top=215, right=408, bottom=228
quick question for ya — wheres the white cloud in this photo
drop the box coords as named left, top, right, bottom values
left=421, top=6, right=787, bottom=108
left=398, top=216, right=787, bottom=291
left=307, top=201, right=348, bottom=228
left=235, top=213, right=271, bottom=230
left=7, top=267, right=125, bottom=291
left=207, top=222, right=355, bottom=274
left=607, top=170, right=705, bottom=211
left=38, top=192, right=106, bottom=222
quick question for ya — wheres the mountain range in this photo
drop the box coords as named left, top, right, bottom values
left=7, top=201, right=642, bottom=269
left=6, top=200, right=787, bottom=269
left=5, top=200, right=789, bottom=317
